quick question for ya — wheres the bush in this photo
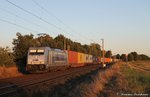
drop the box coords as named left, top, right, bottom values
left=0, top=47, right=14, bottom=67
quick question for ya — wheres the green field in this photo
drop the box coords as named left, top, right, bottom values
left=122, top=61, right=150, bottom=94
left=98, top=61, right=150, bottom=97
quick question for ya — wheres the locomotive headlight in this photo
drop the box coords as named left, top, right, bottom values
left=103, top=64, right=106, bottom=67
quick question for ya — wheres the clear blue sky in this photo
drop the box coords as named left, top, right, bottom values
left=0, top=0, right=150, bottom=56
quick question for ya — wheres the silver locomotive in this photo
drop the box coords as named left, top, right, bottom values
left=26, top=47, right=68, bottom=72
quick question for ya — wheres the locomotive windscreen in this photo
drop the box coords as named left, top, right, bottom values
left=29, top=49, right=44, bottom=55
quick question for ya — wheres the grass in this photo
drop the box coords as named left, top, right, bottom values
left=0, top=66, right=22, bottom=79
left=10, top=67, right=100, bottom=97
left=11, top=63, right=121, bottom=97
left=48, top=63, right=120, bottom=97
left=98, top=61, right=150, bottom=97
left=121, top=61, right=150, bottom=94
left=4, top=61, right=149, bottom=97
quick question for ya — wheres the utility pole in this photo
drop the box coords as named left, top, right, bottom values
left=64, top=38, right=66, bottom=50
left=101, top=39, right=106, bottom=67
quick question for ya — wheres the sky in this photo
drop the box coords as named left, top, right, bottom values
left=0, top=0, right=150, bottom=56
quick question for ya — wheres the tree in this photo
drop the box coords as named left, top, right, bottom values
left=0, top=47, right=14, bottom=66
left=36, top=34, right=54, bottom=47
left=54, top=34, right=66, bottom=50
left=116, top=54, right=121, bottom=59
left=105, top=50, right=112, bottom=58
left=121, top=54, right=127, bottom=61
left=83, top=44, right=90, bottom=54
left=131, top=52, right=138, bottom=61
left=139, top=54, right=149, bottom=60
left=12, top=32, right=36, bottom=72
left=127, top=53, right=134, bottom=61
left=89, top=43, right=101, bottom=56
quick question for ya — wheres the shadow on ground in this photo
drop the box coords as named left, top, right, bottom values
left=47, top=69, right=99, bottom=97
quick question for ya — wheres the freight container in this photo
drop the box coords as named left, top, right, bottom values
left=105, top=58, right=111, bottom=63
left=110, top=58, right=112, bottom=63
left=89, top=55, right=93, bottom=63
left=85, top=54, right=89, bottom=63
left=68, top=50, right=78, bottom=66
left=87, top=54, right=93, bottom=63
left=82, top=53, right=86, bottom=65
left=77, top=52, right=85, bottom=66
left=92, top=56, right=98, bottom=64
left=101, top=58, right=111, bottom=63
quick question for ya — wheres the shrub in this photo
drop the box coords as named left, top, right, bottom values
left=0, top=47, right=14, bottom=67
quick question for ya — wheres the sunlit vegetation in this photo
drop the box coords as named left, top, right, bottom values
left=0, top=47, right=22, bottom=79
left=122, top=61, right=150, bottom=93
left=24, top=63, right=120, bottom=97
left=98, top=61, right=150, bottom=97
left=0, top=47, right=14, bottom=66
left=0, top=66, right=22, bottom=79
left=3, top=61, right=149, bottom=97
left=122, top=67, right=150, bottom=93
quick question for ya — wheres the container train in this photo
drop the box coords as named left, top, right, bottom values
left=26, top=47, right=118, bottom=72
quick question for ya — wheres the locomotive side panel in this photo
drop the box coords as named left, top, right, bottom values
left=51, top=49, right=68, bottom=66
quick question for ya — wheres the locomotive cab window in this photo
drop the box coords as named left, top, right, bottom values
left=37, top=49, right=44, bottom=55
left=29, top=49, right=44, bottom=55
left=29, top=50, right=37, bottom=55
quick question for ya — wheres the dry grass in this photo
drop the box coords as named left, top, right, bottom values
left=45, top=63, right=121, bottom=97
left=97, top=61, right=150, bottom=97
left=25, top=63, right=122, bottom=97
left=79, top=63, right=121, bottom=97
left=12, top=61, right=150, bottom=97
left=0, top=66, right=22, bottom=79
left=129, top=61, right=150, bottom=74
left=130, top=60, right=150, bottom=68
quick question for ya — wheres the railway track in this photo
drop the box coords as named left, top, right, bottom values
left=0, top=64, right=103, bottom=97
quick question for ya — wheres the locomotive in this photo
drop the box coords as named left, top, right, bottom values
left=26, top=47, right=116, bottom=72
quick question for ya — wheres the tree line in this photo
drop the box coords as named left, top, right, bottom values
left=0, top=32, right=149, bottom=72
left=0, top=32, right=103, bottom=72
left=115, top=52, right=150, bottom=61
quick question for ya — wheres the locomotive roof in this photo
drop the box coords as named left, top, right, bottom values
left=29, top=47, right=65, bottom=52
left=29, top=47, right=50, bottom=49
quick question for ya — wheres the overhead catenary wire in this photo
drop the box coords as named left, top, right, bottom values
left=5, top=0, right=69, bottom=35
left=0, top=6, right=56, bottom=35
left=0, top=18, right=39, bottom=33
left=31, top=0, right=78, bottom=34
left=31, top=0, right=96, bottom=44
left=5, top=0, right=95, bottom=44
left=32, top=0, right=66, bottom=26
left=31, top=0, right=76, bottom=35
left=0, top=7, right=40, bottom=27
